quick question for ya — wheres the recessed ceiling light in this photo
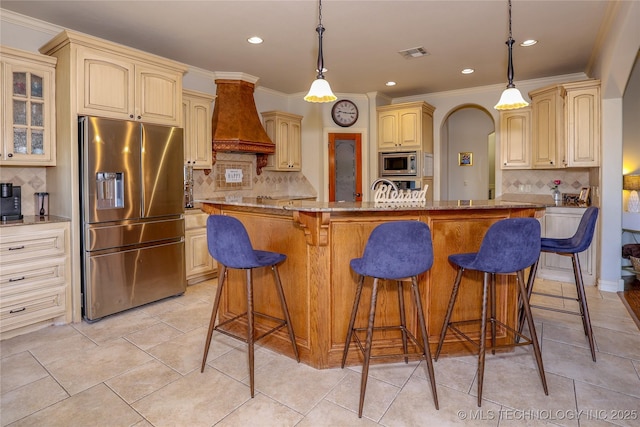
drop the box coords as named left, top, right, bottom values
left=247, top=36, right=263, bottom=44
left=520, top=39, right=537, bottom=47
left=461, top=68, right=475, bottom=74
left=386, top=81, right=397, bottom=86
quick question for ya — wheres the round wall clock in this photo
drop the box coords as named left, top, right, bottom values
left=331, top=99, right=359, bottom=127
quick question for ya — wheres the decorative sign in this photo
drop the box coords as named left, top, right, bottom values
left=374, top=184, right=428, bottom=206
left=225, top=169, right=243, bottom=183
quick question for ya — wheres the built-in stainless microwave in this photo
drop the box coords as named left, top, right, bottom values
left=379, top=151, right=418, bottom=176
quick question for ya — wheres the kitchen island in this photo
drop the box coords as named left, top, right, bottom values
left=198, top=198, right=545, bottom=369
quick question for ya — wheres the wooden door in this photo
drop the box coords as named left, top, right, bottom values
left=328, top=133, right=362, bottom=202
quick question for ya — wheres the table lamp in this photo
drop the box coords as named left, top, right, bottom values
left=623, top=175, right=640, bottom=213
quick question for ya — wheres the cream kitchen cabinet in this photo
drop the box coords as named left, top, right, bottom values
left=1, top=46, right=57, bottom=166
left=564, top=80, right=600, bottom=167
left=183, top=89, right=214, bottom=169
left=377, top=101, right=434, bottom=152
left=500, top=108, right=531, bottom=169
left=529, top=84, right=566, bottom=168
left=528, top=79, right=601, bottom=169
left=0, top=221, right=70, bottom=339
left=185, top=209, right=216, bottom=284
left=261, top=110, right=302, bottom=171
left=40, top=30, right=187, bottom=127
left=537, top=207, right=597, bottom=286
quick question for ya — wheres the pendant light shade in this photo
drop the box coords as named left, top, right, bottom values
left=494, top=0, right=529, bottom=111
left=304, top=0, right=337, bottom=103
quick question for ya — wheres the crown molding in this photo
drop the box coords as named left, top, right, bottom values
left=0, top=8, right=61, bottom=35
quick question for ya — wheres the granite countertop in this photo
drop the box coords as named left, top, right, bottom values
left=197, top=197, right=546, bottom=212
left=0, top=215, right=71, bottom=227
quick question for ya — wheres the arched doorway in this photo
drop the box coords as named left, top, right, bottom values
left=440, top=106, right=495, bottom=200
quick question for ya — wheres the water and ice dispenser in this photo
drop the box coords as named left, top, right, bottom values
left=96, top=172, right=124, bottom=209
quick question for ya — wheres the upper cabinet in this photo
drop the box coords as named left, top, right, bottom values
left=530, top=85, right=566, bottom=168
left=564, top=80, right=600, bottom=167
left=183, top=89, right=214, bottom=169
left=500, top=108, right=531, bottom=169
left=261, top=111, right=302, bottom=171
left=377, top=101, right=434, bottom=152
left=40, top=30, right=187, bottom=127
left=501, top=79, right=601, bottom=170
left=1, top=46, right=57, bottom=166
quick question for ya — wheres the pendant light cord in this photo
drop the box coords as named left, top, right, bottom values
left=505, top=0, right=515, bottom=89
left=315, top=0, right=326, bottom=79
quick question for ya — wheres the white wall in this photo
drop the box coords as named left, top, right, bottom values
left=445, top=107, right=494, bottom=200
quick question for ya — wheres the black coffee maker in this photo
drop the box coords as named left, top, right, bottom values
left=1, top=183, right=23, bottom=221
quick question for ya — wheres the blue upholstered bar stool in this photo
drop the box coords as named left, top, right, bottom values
left=342, top=221, right=438, bottom=418
left=201, top=215, right=299, bottom=397
left=435, top=218, right=548, bottom=407
left=520, top=206, right=599, bottom=361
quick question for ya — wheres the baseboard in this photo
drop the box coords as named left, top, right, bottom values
left=598, top=278, right=623, bottom=292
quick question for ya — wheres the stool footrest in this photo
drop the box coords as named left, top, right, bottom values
left=352, top=325, right=426, bottom=361
left=530, top=303, right=582, bottom=317
left=216, top=311, right=288, bottom=344
left=446, top=318, right=534, bottom=350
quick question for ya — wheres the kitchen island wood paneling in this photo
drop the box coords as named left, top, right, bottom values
left=199, top=198, right=544, bottom=369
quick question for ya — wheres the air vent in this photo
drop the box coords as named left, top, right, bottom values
left=398, top=47, right=430, bottom=59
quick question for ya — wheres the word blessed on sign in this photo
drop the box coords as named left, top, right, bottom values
left=374, top=184, right=428, bottom=206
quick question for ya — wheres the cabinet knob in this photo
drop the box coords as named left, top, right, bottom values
left=129, top=114, right=134, bottom=119
left=550, top=161, right=554, bottom=164
left=7, top=153, right=13, bottom=158
left=137, top=115, right=142, bottom=120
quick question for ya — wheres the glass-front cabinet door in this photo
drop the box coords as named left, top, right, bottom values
left=1, top=47, right=56, bottom=166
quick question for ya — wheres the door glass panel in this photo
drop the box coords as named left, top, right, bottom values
left=32, top=130, right=44, bottom=154
left=31, top=75, right=43, bottom=98
left=31, top=102, right=43, bottom=126
left=13, top=72, right=27, bottom=96
left=13, top=100, right=27, bottom=125
left=335, top=139, right=356, bottom=201
left=13, top=128, right=27, bottom=154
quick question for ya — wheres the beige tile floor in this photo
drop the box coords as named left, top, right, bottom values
left=2, top=278, right=640, bottom=427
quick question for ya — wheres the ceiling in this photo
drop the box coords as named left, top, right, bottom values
left=1, top=0, right=613, bottom=98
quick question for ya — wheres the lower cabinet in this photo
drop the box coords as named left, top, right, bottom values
left=185, top=210, right=216, bottom=284
left=537, top=207, right=597, bottom=286
left=0, top=221, right=70, bottom=339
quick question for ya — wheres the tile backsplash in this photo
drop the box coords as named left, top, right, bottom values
left=0, top=166, right=46, bottom=216
left=502, top=169, right=590, bottom=196
left=193, top=152, right=317, bottom=200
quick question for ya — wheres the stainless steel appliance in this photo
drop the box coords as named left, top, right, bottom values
left=379, top=151, right=418, bottom=176
left=1, top=183, right=23, bottom=221
left=79, top=116, right=186, bottom=321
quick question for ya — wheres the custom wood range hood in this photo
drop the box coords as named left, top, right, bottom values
left=211, top=73, right=274, bottom=174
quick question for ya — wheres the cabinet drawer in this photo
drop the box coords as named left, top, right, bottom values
left=0, top=257, right=67, bottom=297
left=0, top=287, right=66, bottom=333
left=185, top=211, right=209, bottom=229
left=0, top=227, right=66, bottom=264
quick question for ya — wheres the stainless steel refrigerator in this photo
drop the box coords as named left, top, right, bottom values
left=79, top=116, right=186, bottom=321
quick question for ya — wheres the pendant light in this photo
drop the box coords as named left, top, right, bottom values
left=304, top=0, right=337, bottom=103
left=494, top=0, right=529, bottom=110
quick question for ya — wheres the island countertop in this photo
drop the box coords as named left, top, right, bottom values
left=196, top=197, right=546, bottom=212
left=198, top=198, right=544, bottom=369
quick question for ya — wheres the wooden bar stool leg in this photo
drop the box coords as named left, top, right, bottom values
left=518, top=260, right=539, bottom=338
left=247, top=269, right=255, bottom=398
left=571, top=254, right=596, bottom=361
left=397, top=280, right=409, bottom=364
left=435, top=267, right=464, bottom=360
left=272, top=265, right=300, bottom=362
left=202, top=266, right=227, bottom=372
left=516, top=270, right=548, bottom=394
left=359, top=278, right=380, bottom=418
left=477, top=272, right=490, bottom=407
left=411, top=276, right=439, bottom=410
left=490, top=273, right=497, bottom=355
left=342, top=276, right=365, bottom=368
